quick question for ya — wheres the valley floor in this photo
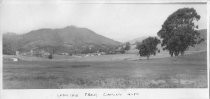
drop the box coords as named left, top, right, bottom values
left=3, top=51, right=207, bottom=88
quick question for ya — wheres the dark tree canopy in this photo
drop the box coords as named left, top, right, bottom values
left=3, top=40, right=15, bottom=55
left=157, top=8, right=203, bottom=56
left=124, top=42, right=131, bottom=51
left=136, top=37, right=160, bottom=60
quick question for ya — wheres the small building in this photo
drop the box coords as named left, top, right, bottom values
left=10, top=58, right=18, bottom=62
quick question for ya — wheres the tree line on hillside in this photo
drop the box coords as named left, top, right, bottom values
left=136, top=8, right=204, bottom=59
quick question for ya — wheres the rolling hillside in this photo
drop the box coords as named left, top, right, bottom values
left=3, top=26, right=121, bottom=54
left=21, top=26, right=120, bottom=47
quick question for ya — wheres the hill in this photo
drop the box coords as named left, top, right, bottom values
left=22, top=26, right=120, bottom=47
left=128, top=36, right=147, bottom=45
left=3, top=26, right=121, bottom=54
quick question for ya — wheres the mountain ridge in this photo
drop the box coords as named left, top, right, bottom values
left=3, top=25, right=121, bottom=54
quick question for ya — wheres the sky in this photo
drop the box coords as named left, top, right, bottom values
left=0, top=0, right=207, bottom=42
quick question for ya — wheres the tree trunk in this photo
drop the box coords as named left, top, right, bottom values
left=147, top=56, right=149, bottom=60
left=174, top=51, right=179, bottom=56
left=180, top=51, right=184, bottom=56
left=169, top=51, right=173, bottom=57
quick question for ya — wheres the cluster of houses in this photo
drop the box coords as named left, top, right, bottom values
left=16, top=49, right=50, bottom=57
left=12, top=44, right=130, bottom=60
left=16, top=49, right=107, bottom=58
left=84, top=52, right=106, bottom=57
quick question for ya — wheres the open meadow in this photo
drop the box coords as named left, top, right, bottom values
left=3, top=51, right=207, bottom=89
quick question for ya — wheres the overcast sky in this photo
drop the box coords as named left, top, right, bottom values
left=0, top=0, right=207, bottom=42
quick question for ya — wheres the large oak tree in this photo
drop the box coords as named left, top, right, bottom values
left=157, top=8, right=204, bottom=56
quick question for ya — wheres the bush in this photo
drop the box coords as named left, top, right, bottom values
left=48, top=54, right=53, bottom=59
left=136, top=37, right=160, bottom=60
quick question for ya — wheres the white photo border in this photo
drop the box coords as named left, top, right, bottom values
left=0, top=0, right=209, bottom=99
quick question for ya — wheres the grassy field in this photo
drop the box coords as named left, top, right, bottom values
left=3, top=51, right=207, bottom=89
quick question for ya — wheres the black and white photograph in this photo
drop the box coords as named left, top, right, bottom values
left=0, top=0, right=209, bottom=98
